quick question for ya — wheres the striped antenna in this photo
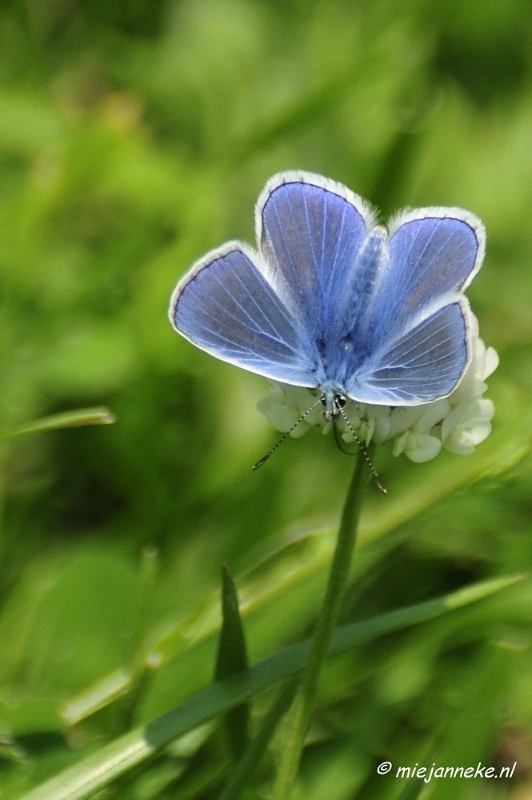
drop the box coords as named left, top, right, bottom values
left=252, top=397, right=323, bottom=470
left=334, top=399, right=386, bottom=494
left=253, top=393, right=387, bottom=494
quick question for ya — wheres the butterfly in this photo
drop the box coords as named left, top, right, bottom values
left=169, top=171, right=485, bottom=420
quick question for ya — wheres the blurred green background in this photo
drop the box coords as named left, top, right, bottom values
left=1, top=0, right=532, bottom=798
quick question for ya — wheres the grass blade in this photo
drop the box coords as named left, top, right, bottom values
left=215, top=564, right=250, bottom=761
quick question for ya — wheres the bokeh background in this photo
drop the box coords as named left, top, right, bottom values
left=1, top=1, right=532, bottom=798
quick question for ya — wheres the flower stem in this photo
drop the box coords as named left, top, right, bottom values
left=271, top=449, right=371, bottom=800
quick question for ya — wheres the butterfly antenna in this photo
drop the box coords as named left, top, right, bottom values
left=336, top=404, right=387, bottom=494
left=252, top=397, right=323, bottom=470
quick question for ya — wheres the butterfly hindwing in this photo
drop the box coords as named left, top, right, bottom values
left=343, top=211, right=485, bottom=405
left=347, top=302, right=470, bottom=404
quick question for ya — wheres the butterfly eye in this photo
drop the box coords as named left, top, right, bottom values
left=335, top=395, right=347, bottom=410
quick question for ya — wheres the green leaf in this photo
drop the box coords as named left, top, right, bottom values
left=215, top=564, right=250, bottom=761
left=0, top=407, right=115, bottom=440
left=215, top=566, right=249, bottom=681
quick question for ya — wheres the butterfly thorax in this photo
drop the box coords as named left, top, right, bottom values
left=310, top=231, right=389, bottom=394
left=315, top=329, right=356, bottom=368
left=314, top=332, right=362, bottom=408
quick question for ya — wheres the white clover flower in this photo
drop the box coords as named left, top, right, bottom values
left=257, top=316, right=498, bottom=464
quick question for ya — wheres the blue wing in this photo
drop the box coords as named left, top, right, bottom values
left=170, top=242, right=320, bottom=386
left=348, top=303, right=470, bottom=404
left=258, top=172, right=376, bottom=340
left=344, top=211, right=485, bottom=405
left=371, top=211, right=484, bottom=338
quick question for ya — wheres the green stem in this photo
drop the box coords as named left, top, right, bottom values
left=271, top=449, right=371, bottom=800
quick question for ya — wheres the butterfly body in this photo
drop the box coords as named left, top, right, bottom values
left=170, top=172, right=485, bottom=414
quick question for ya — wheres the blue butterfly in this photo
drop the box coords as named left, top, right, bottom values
left=169, top=171, right=485, bottom=420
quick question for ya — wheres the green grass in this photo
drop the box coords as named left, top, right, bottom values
left=0, top=1, right=531, bottom=798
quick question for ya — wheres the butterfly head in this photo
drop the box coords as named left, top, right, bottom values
left=321, top=387, right=348, bottom=421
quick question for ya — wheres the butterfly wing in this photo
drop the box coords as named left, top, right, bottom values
left=257, top=172, right=376, bottom=339
left=171, top=172, right=377, bottom=390
left=171, top=177, right=484, bottom=408
left=346, top=210, right=485, bottom=405
left=170, top=242, right=320, bottom=386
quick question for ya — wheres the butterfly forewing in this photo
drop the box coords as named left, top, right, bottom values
left=171, top=243, right=319, bottom=386
left=372, top=212, right=484, bottom=342
left=258, top=173, right=375, bottom=338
